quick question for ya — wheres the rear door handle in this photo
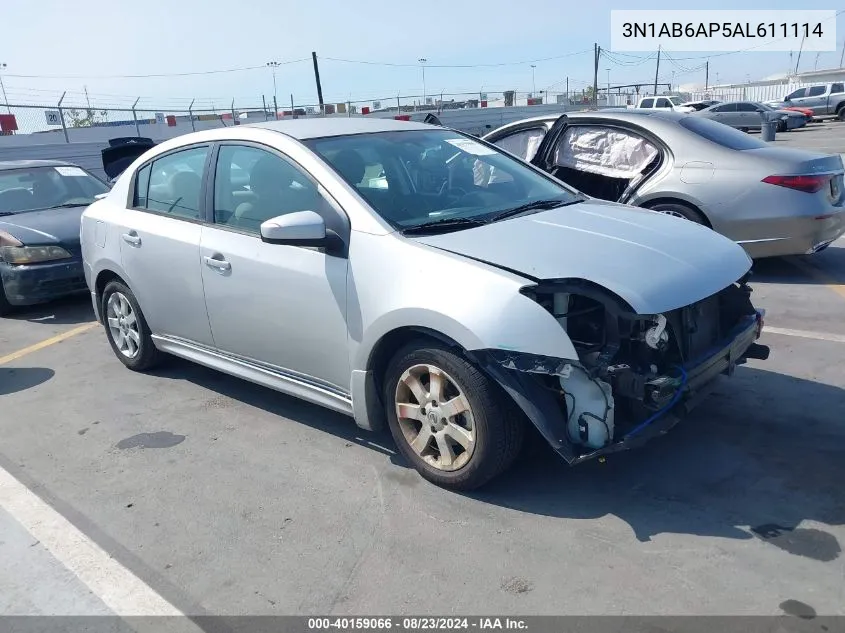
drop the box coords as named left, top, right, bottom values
left=121, top=232, right=141, bottom=246
left=203, top=255, right=231, bottom=272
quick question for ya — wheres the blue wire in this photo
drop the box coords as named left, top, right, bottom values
left=623, top=365, right=689, bottom=440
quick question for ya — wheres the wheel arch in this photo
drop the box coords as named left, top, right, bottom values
left=91, top=261, right=131, bottom=323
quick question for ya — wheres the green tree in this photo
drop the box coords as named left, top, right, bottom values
left=67, top=108, right=108, bottom=128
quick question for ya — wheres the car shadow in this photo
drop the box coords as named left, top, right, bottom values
left=750, top=246, right=845, bottom=285
left=0, top=367, right=55, bottom=395
left=469, top=365, right=845, bottom=554
left=149, top=358, right=844, bottom=555
left=147, top=357, right=399, bottom=458
left=3, top=294, right=94, bottom=325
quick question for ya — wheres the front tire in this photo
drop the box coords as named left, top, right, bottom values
left=101, top=280, right=161, bottom=371
left=383, top=342, right=524, bottom=490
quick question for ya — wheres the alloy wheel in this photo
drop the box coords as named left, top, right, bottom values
left=106, top=291, right=141, bottom=359
left=394, top=364, right=476, bottom=471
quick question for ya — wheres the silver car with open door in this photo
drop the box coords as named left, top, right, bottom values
left=484, top=110, right=845, bottom=258
left=82, top=118, right=768, bottom=490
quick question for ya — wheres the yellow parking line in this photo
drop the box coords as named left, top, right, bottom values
left=0, top=322, right=99, bottom=366
left=785, top=256, right=845, bottom=301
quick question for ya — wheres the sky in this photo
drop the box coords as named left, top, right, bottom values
left=3, top=0, right=845, bottom=112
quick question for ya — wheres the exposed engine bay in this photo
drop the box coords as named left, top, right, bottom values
left=475, top=276, right=769, bottom=463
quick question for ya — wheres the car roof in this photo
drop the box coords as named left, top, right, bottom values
left=493, top=108, right=690, bottom=128
left=246, top=116, right=432, bottom=139
left=0, top=159, right=75, bottom=171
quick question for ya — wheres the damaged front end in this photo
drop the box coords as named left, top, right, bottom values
left=471, top=277, right=769, bottom=465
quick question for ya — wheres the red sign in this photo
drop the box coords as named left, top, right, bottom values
left=166, top=115, right=177, bottom=127
left=361, top=106, right=370, bottom=115
left=480, top=100, right=488, bottom=108
left=0, top=114, right=18, bottom=132
left=394, top=114, right=411, bottom=121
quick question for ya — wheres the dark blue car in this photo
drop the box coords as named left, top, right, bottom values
left=0, top=160, right=110, bottom=315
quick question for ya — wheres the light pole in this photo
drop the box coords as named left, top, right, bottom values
left=0, top=63, right=10, bottom=114
left=530, top=64, right=536, bottom=96
left=266, top=61, right=280, bottom=119
left=419, top=58, right=427, bottom=107
left=606, top=68, right=611, bottom=97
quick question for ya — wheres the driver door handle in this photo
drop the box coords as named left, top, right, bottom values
left=121, top=232, right=141, bottom=246
left=204, top=255, right=231, bottom=272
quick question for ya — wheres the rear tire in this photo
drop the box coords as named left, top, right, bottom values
left=101, top=280, right=161, bottom=371
left=383, top=341, right=524, bottom=491
left=777, top=120, right=787, bottom=133
left=837, top=108, right=845, bottom=122
left=644, top=201, right=707, bottom=225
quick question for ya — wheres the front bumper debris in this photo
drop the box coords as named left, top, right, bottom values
left=472, top=310, right=768, bottom=466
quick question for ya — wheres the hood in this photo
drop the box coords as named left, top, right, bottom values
left=410, top=200, right=752, bottom=314
left=0, top=205, right=86, bottom=251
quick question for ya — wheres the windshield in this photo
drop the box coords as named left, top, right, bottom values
left=303, top=128, right=578, bottom=230
left=757, top=103, right=775, bottom=111
left=0, top=166, right=109, bottom=215
left=669, top=96, right=683, bottom=106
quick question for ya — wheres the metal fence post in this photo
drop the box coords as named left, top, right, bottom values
left=132, top=97, right=140, bottom=136
left=262, top=95, right=268, bottom=121
left=347, top=101, right=351, bottom=117
left=290, top=94, right=295, bottom=118
left=189, top=99, right=195, bottom=131
left=231, top=99, right=236, bottom=125
left=57, top=92, right=69, bottom=143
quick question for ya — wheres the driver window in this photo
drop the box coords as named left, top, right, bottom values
left=786, top=88, right=806, bottom=100
left=213, top=145, right=324, bottom=234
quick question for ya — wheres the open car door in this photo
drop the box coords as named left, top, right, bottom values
left=101, top=137, right=157, bottom=182
left=529, top=114, right=568, bottom=171
left=530, top=115, right=661, bottom=203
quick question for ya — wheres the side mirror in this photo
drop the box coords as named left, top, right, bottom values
left=259, top=210, right=344, bottom=254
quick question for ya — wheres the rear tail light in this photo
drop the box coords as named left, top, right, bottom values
left=761, top=174, right=833, bottom=193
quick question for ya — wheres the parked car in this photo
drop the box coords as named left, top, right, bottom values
left=779, top=105, right=816, bottom=122
left=0, top=160, right=110, bottom=315
left=483, top=110, right=845, bottom=258
left=694, top=101, right=805, bottom=132
left=765, top=82, right=845, bottom=120
left=680, top=99, right=721, bottom=111
left=632, top=95, right=695, bottom=113
left=81, top=118, right=768, bottom=490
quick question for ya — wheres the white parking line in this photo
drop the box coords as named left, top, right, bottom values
left=0, top=466, right=187, bottom=617
left=764, top=325, right=845, bottom=344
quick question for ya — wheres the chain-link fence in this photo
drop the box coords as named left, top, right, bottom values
left=0, top=89, right=622, bottom=145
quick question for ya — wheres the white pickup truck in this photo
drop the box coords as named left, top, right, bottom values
left=630, top=95, right=695, bottom=112
left=765, top=83, right=845, bottom=120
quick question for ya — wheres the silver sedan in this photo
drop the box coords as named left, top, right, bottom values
left=82, top=118, right=768, bottom=490
left=694, top=100, right=806, bottom=132
left=483, top=109, right=845, bottom=258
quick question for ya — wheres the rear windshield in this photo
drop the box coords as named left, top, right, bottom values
left=678, top=116, right=768, bottom=150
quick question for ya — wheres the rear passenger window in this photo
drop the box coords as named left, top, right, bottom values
left=136, top=146, right=208, bottom=220
left=640, top=98, right=654, bottom=108
left=807, top=86, right=826, bottom=97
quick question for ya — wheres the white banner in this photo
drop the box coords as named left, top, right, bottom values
left=610, top=10, right=837, bottom=52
